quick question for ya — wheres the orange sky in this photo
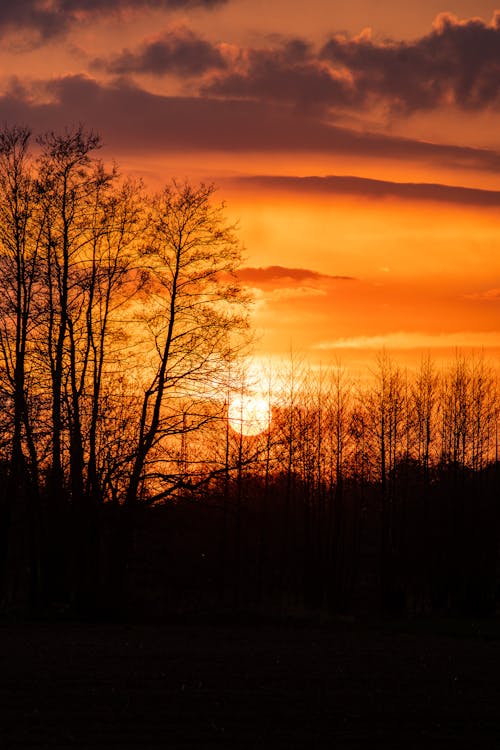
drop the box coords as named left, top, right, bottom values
left=1, top=0, right=500, bottom=368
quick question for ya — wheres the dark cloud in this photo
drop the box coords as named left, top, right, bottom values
left=203, top=39, right=354, bottom=110
left=203, top=13, right=500, bottom=114
left=237, top=266, right=356, bottom=285
left=321, top=12, right=500, bottom=112
left=2, top=75, right=500, bottom=173
left=205, top=60, right=352, bottom=110
left=0, top=0, right=227, bottom=43
left=232, top=174, right=500, bottom=208
left=93, top=27, right=226, bottom=76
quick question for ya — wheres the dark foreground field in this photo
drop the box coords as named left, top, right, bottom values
left=1, top=618, right=500, bottom=749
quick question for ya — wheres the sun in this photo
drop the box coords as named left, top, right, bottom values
left=228, top=394, right=271, bottom=436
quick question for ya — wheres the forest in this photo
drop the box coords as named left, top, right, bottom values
left=0, top=124, right=499, bottom=619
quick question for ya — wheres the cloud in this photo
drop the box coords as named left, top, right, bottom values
left=203, top=38, right=355, bottom=110
left=237, top=266, right=354, bottom=307
left=465, top=288, right=500, bottom=301
left=231, top=174, right=500, bottom=208
left=315, top=331, right=500, bottom=350
left=203, top=13, right=500, bottom=115
left=236, top=266, right=355, bottom=285
left=6, top=8, right=500, bottom=120
left=3, top=75, right=500, bottom=172
left=321, top=12, right=500, bottom=112
left=251, top=285, right=328, bottom=302
left=269, top=286, right=327, bottom=300
left=92, top=27, right=227, bottom=77
left=0, top=0, right=227, bottom=44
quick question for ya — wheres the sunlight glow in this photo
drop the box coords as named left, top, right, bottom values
left=228, top=394, right=271, bottom=436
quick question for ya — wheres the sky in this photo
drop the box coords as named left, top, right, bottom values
left=1, top=0, right=500, bottom=370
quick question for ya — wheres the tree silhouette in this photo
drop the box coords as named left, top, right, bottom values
left=0, top=123, right=499, bottom=619
left=0, top=125, right=41, bottom=607
left=124, top=180, right=248, bottom=507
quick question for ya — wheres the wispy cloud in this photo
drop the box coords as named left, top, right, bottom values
left=237, top=266, right=351, bottom=304
left=236, top=266, right=356, bottom=285
left=465, top=288, right=500, bottom=301
left=251, top=285, right=327, bottom=302
left=232, top=175, right=500, bottom=208
left=315, top=331, right=500, bottom=350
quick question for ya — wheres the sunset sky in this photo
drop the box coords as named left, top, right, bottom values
left=2, top=0, right=500, bottom=369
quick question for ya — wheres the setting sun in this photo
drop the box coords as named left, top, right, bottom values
left=228, top=394, right=271, bottom=436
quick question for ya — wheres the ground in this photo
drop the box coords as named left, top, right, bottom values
left=1, top=617, right=500, bottom=748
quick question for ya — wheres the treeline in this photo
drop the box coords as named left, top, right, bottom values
left=136, top=353, right=499, bottom=618
left=0, top=123, right=499, bottom=619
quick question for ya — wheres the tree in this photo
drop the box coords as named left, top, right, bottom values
left=36, top=129, right=109, bottom=507
left=0, top=126, right=40, bottom=483
left=124, top=181, right=249, bottom=506
left=412, top=355, right=439, bottom=476
left=0, top=125, right=42, bottom=606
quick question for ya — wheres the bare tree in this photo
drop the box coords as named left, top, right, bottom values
left=0, top=126, right=41, bottom=485
left=36, top=127, right=108, bottom=506
left=0, top=125, right=43, bottom=605
left=124, top=181, right=249, bottom=506
left=412, top=355, right=439, bottom=476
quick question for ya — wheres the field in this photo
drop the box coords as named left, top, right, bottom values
left=1, top=618, right=500, bottom=748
